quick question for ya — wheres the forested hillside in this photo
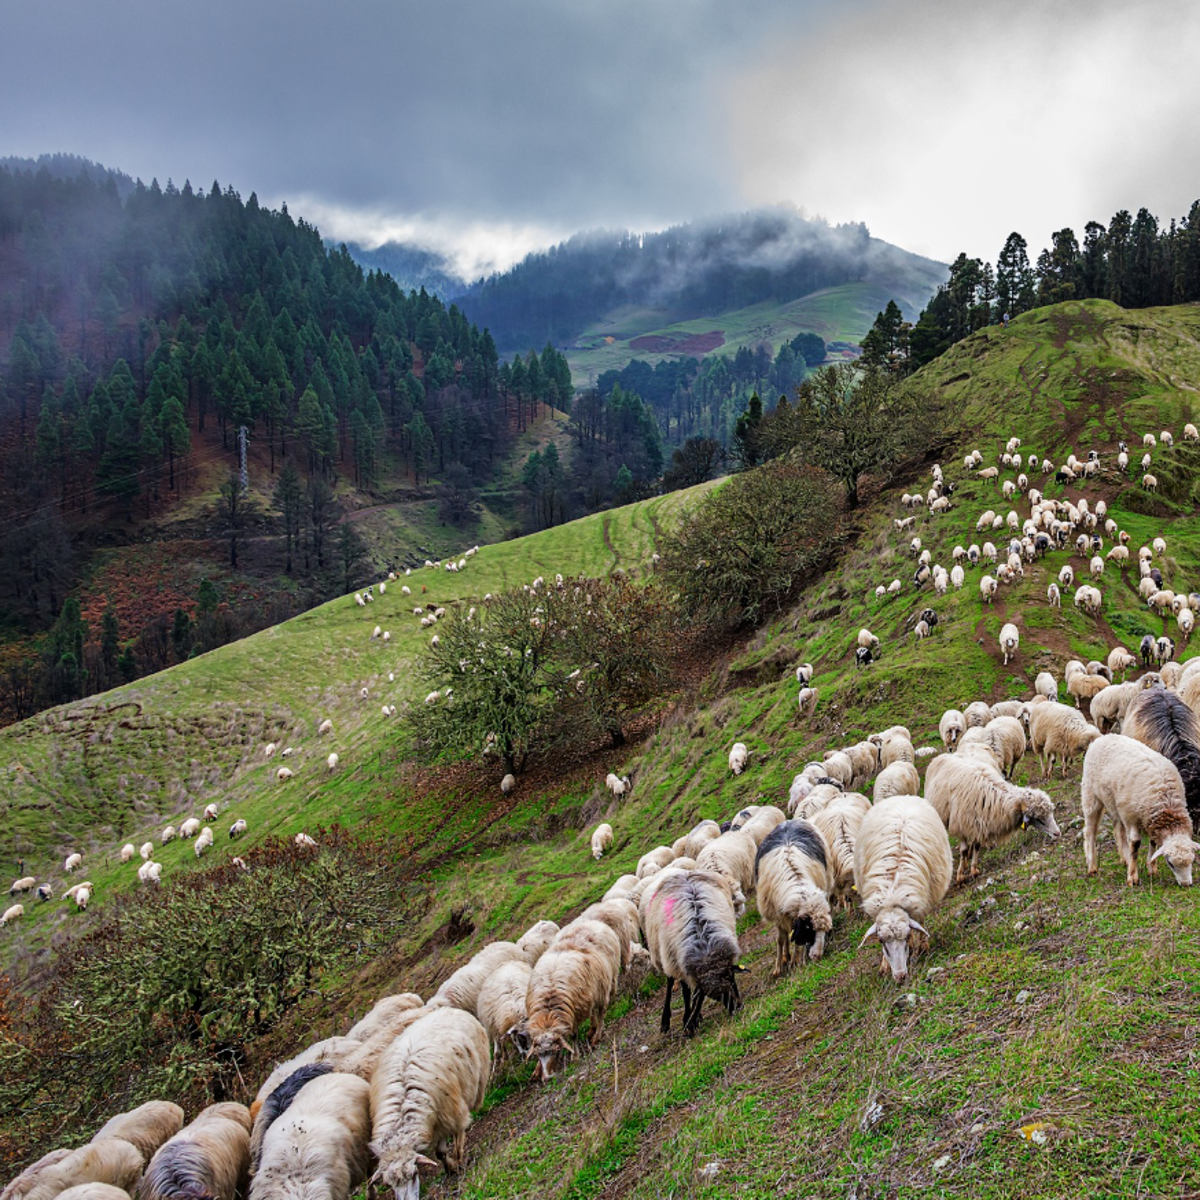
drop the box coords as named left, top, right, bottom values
left=0, top=161, right=570, bottom=723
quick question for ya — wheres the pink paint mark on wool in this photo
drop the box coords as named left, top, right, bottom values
left=662, top=894, right=677, bottom=924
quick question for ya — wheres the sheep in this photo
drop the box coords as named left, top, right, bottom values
left=854, top=796, right=953, bottom=983
left=640, top=869, right=744, bottom=1036
left=967, top=715, right=1027, bottom=777
left=137, top=1103, right=251, bottom=1200
left=1033, top=672, right=1058, bottom=702
left=1082, top=734, right=1200, bottom=885
left=636, top=845, right=676, bottom=879
left=1121, top=688, right=1200, bottom=829
left=251, top=1038, right=364, bottom=1122
left=178, top=818, right=201, bottom=839
left=119, top=843, right=136, bottom=863
left=204, top=804, right=219, bottom=822
left=64, top=853, right=82, bottom=873
left=738, top=805, right=788, bottom=847
left=276, top=767, right=294, bottom=782
left=951, top=564, right=965, bottom=589
left=368, top=1007, right=490, bottom=1193
left=1143, top=473, right=1158, bottom=491
left=429, top=942, right=530, bottom=1014
left=1075, top=584, right=1103, bottom=616
left=474, top=959, right=534, bottom=1064
left=1028, top=701, right=1102, bottom=776
left=680, top=820, right=721, bottom=860
left=878, top=732, right=915, bottom=769
left=160, top=826, right=176, bottom=847
left=138, top=861, right=162, bottom=884
left=963, top=701, right=991, bottom=729
left=194, top=827, right=214, bottom=858
left=1, top=903, right=24, bottom=927
left=795, top=662, right=814, bottom=685
left=295, top=833, right=317, bottom=849
left=857, top=628, right=880, bottom=654
left=7, top=876, right=35, bottom=897
left=94, top=1101, right=186, bottom=1164
left=605, top=772, right=631, bottom=797
left=7, top=1140, right=145, bottom=1200
left=1067, top=665, right=1110, bottom=711
left=695, top=829, right=758, bottom=896
left=874, top=761, right=921, bottom=802
left=317, top=719, right=333, bottom=736
left=754, top=821, right=833, bottom=974
left=591, top=823, right=614, bottom=860
left=924, top=753, right=1058, bottom=881
left=728, top=742, right=749, bottom=775
left=980, top=575, right=997, bottom=603
left=797, top=686, right=819, bottom=718
left=576, top=897, right=642, bottom=970
left=808, top=794, right=871, bottom=905
left=248, top=1071, right=371, bottom=1200
left=229, top=819, right=248, bottom=839
left=500, top=773, right=516, bottom=795
left=1107, top=646, right=1138, bottom=681
left=523, top=919, right=622, bottom=1075
left=998, top=623, right=1019, bottom=666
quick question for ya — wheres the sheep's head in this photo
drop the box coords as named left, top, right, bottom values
left=528, top=1028, right=574, bottom=1079
left=1149, top=834, right=1200, bottom=886
left=1020, top=790, right=1060, bottom=839
left=369, top=1146, right=440, bottom=1200
left=860, top=908, right=926, bottom=982
left=694, top=958, right=748, bottom=1019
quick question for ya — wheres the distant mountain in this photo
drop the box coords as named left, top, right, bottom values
left=0, top=152, right=136, bottom=197
left=450, top=208, right=947, bottom=355
left=337, top=240, right=465, bottom=298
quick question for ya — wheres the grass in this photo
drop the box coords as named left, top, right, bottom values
left=7, top=296, right=1200, bottom=1196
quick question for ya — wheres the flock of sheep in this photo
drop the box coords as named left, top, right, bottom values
left=7, top=424, right=1200, bottom=1197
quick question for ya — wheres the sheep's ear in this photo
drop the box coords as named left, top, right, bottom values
left=858, top=923, right=879, bottom=947
left=415, top=1154, right=441, bottom=1171
left=907, top=918, right=929, bottom=936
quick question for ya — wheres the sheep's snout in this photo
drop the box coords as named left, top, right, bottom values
left=1169, top=862, right=1193, bottom=886
left=809, top=931, right=827, bottom=960
left=883, top=940, right=909, bottom=982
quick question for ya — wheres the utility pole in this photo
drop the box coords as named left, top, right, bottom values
left=238, top=425, right=249, bottom=492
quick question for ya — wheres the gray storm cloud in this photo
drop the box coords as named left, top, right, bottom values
left=726, top=0, right=1200, bottom=262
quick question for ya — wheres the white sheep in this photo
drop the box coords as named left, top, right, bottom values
left=1034, top=672, right=1058, bottom=701
left=1082, top=734, right=1199, bottom=886
left=295, top=833, right=317, bottom=849
left=591, top=823, right=614, bottom=860
left=605, top=772, right=631, bottom=797
left=327, top=752, right=339, bottom=772
left=728, top=743, right=749, bottom=775
left=205, top=803, right=220, bottom=821
left=64, top=853, right=82, bottom=873
left=161, top=825, right=176, bottom=846
left=194, top=827, right=214, bottom=857
left=265, top=742, right=278, bottom=757
left=636, top=845, right=677, bottom=879
left=695, top=829, right=758, bottom=897
left=277, top=766, right=294, bottom=782
left=140, top=842, right=154, bottom=861
left=1, top=903, right=23, bottom=927
left=180, top=818, right=201, bottom=838
left=873, top=762, right=920, bottom=804
left=5, top=1139, right=144, bottom=1200
left=119, top=843, right=136, bottom=862
left=500, top=773, right=516, bottom=795
left=474, top=958, right=534, bottom=1065
left=229, top=819, right=248, bottom=839
left=1028, top=701, right=1102, bottom=776
left=998, top=623, right=1019, bottom=666
left=854, top=795, right=953, bottom=983
left=249, top=1072, right=372, bottom=1200
left=755, top=821, right=833, bottom=973
left=139, top=1103, right=251, bottom=1200
left=92, top=1099, right=186, bottom=1161
left=138, top=860, right=163, bottom=884
left=797, top=687, right=818, bottom=718
left=924, top=752, right=1058, bottom=881
left=980, top=575, right=997, bottom=603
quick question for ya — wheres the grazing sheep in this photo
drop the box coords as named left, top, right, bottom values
left=640, top=869, right=744, bottom=1036
left=738, top=805, right=788, bottom=847
left=695, top=829, right=758, bottom=896
left=94, top=1101, right=186, bottom=1164
left=229, top=819, right=248, bottom=839
left=1143, top=473, right=1158, bottom=491
left=194, top=827, right=214, bottom=858
left=605, top=773, right=631, bottom=797
left=963, top=701, right=991, bottom=729
left=1, top=903, right=23, bottom=927
left=139, top=842, right=155, bottom=861
left=120, top=843, right=136, bottom=863
left=251, top=1038, right=363, bottom=1121
left=681, top=820, right=722, bottom=860
left=523, top=919, right=621, bottom=1075
left=429, top=942, right=529, bottom=1014
left=636, top=846, right=677, bottom=879
left=754, top=822, right=833, bottom=973
left=591, top=823, right=614, bottom=860
left=137, top=1103, right=251, bottom=1200
left=343, top=994, right=425, bottom=1044
left=475, top=959, right=534, bottom=1064
left=160, top=826, right=176, bottom=846
left=924, top=753, right=1058, bottom=881
left=980, top=575, right=997, bottom=603
left=809, top=794, right=871, bottom=907
left=797, top=686, right=818, bottom=718
left=500, top=773, right=516, bottom=795
left=318, top=719, right=333, bottom=736
left=576, top=898, right=642, bottom=970
left=138, top=861, right=162, bottom=884
left=939, top=709, right=965, bottom=749
left=8, top=1141, right=144, bottom=1200
left=1067, top=665, right=1110, bottom=710
left=1082, top=734, right=1199, bottom=885
left=1090, top=679, right=1144, bottom=734
left=327, top=752, right=339, bottom=773
left=369, top=1007, right=491, bottom=1193
left=1028, top=702, right=1102, bottom=776
left=874, top=761, right=921, bottom=802
left=728, top=742, right=749, bottom=775
left=1121, top=688, right=1200, bottom=828
left=1107, top=646, right=1138, bottom=680
left=64, top=853, right=82, bottom=873
left=249, top=1072, right=372, bottom=1200
left=7, top=876, right=35, bottom=897
left=179, top=819, right=201, bottom=839
left=276, top=767, right=294, bottom=782
left=854, top=795, right=953, bottom=983
left=204, top=804, right=219, bottom=821
left=998, top=623, right=1019, bottom=666
left=795, top=662, right=814, bottom=685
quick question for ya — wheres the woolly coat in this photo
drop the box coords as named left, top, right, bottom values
left=681, top=820, right=722, bottom=859
left=250, top=1071, right=372, bottom=1200
left=429, top=942, right=527, bottom=1013
left=694, top=829, right=758, bottom=895
left=635, top=846, right=676, bottom=880
left=474, top=959, right=533, bottom=1057
left=136, top=1104, right=251, bottom=1200
left=754, top=822, right=833, bottom=972
left=1121, top=689, right=1200, bottom=829
left=809, top=797, right=870, bottom=906
left=8, top=1142, right=144, bottom=1200
left=590, top=824, right=614, bottom=859
left=92, top=1103, right=185, bottom=1166
left=576, top=898, right=640, bottom=969
left=873, top=761, right=921, bottom=803
left=1027, top=701, right=1101, bottom=776
left=369, top=1007, right=490, bottom=1198
left=737, top=806, right=787, bottom=848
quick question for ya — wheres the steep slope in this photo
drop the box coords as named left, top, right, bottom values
left=6, top=299, right=1200, bottom=1196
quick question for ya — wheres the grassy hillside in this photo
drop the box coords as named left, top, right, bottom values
left=7, top=298, right=1200, bottom=1195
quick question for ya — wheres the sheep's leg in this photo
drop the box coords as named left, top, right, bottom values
left=685, top=989, right=705, bottom=1037
left=772, top=926, right=788, bottom=977
left=680, top=980, right=693, bottom=1029
left=589, top=1003, right=606, bottom=1046
left=660, top=977, right=675, bottom=1033
left=1114, top=822, right=1138, bottom=886
left=1083, top=803, right=1101, bottom=874
left=970, top=845, right=981, bottom=878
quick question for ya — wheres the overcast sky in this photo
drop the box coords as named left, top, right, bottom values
left=4, top=0, right=1199, bottom=278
